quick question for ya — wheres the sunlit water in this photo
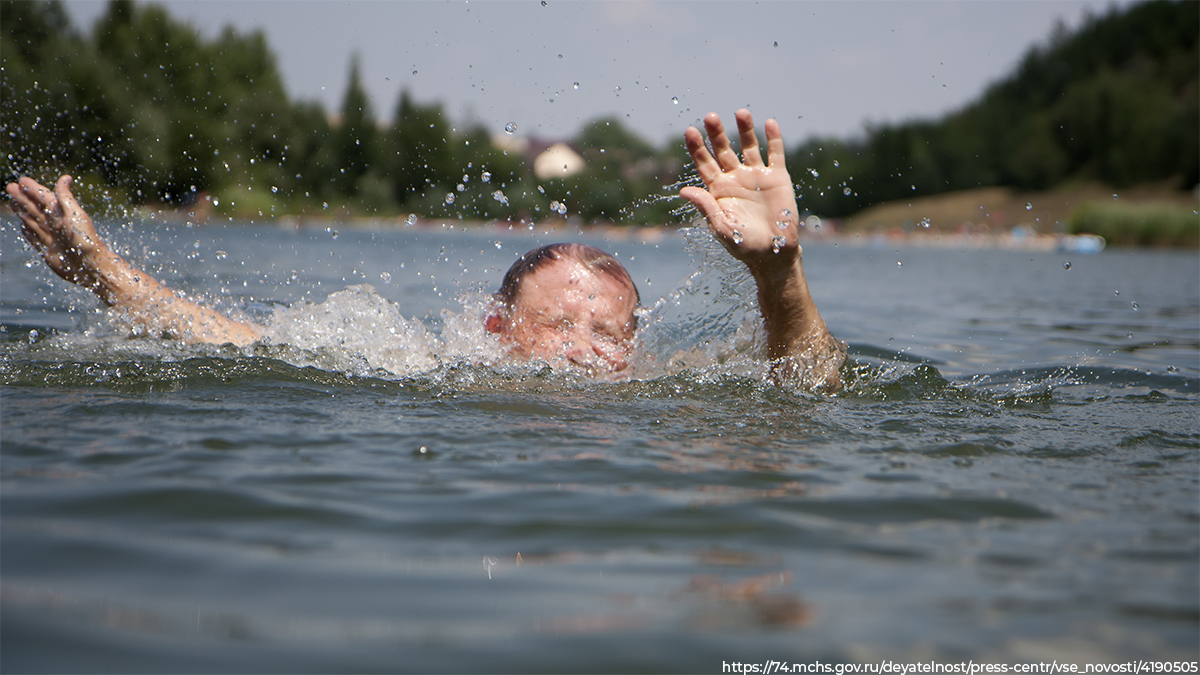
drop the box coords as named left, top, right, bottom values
left=2, top=218, right=1197, bottom=671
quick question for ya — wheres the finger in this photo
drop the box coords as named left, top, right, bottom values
left=764, top=118, right=786, bottom=169
left=17, top=177, right=58, bottom=217
left=6, top=183, right=45, bottom=227
left=679, top=186, right=720, bottom=222
left=736, top=109, right=764, bottom=168
left=55, top=175, right=85, bottom=222
left=679, top=186, right=738, bottom=245
left=703, top=112, right=740, bottom=172
left=684, top=126, right=723, bottom=186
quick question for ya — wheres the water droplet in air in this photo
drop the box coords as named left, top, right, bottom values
left=331, top=230, right=339, bottom=239
left=494, top=241, right=502, bottom=250
left=492, top=190, right=508, bottom=205
left=808, top=168, right=819, bottom=178
left=731, top=230, right=744, bottom=245
left=671, top=97, right=679, bottom=105
left=1112, top=194, right=1119, bottom=200
left=380, top=272, right=391, bottom=283
left=412, top=70, right=418, bottom=75
left=481, top=171, right=491, bottom=183
left=897, top=261, right=903, bottom=267
left=1063, top=261, right=1071, bottom=270
left=772, top=235, right=786, bottom=253
left=573, top=82, right=579, bottom=89
left=833, top=160, right=840, bottom=167
left=405, top=214, right=418, bottom=227
left=920, top=217, right=931, bottom=228
left=773, top=41, right=779, bottom=47
left=504, top=122, right=517, bottom=134
left=271, top=186, right=279, bottom=193
left=215, top=250, right=228, bottom=260
left=1113, top=290, right=1119, bottom=296
left=1127, top=332, right=1133, bottom=339
left=456, top=183, right=465, bottom=192
left=1025, top=202, right=1032, bottom=210
left=557, top=54, right=563, bottom=59
left=1131, top=302, right=1138, bottom=311
left=444, top=193, right=456, bottom=205
left=805, top=215, right=822, bottom=229
left=556, top=202, right=567, bottom=215
left=843, top=187, right=852, bottom=196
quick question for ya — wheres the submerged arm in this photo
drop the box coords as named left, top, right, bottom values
left=678, top=110, right=844, bottom=392
left=6, top=175, right=262, bottom=346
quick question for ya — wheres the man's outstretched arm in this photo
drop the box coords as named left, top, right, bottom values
left=6, top=175, right=262, bottom=346
left=678, top=110, right=844, bottom=392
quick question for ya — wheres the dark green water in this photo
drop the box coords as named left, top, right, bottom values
left=2, top=222, right=1197, bottom=672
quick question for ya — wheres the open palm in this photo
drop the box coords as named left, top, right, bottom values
left=679, top=110, right=801, bottom=266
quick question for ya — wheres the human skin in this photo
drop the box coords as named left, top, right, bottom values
left=6, top=110, right=842, bottom=389
left=6, top=175, right=263, bottom=346
left=484, top=257, right=638, bottom=374
left=678, top=109, right=844, bottom=391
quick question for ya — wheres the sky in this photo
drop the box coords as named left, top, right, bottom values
left=62, top=0, right=1133, bottom=147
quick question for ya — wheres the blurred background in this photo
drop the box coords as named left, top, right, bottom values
left=2, top=0, right=1196, bottom=244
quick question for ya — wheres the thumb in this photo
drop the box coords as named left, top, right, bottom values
left=679, top=186, right=720, bottom=223
left=54, top=175, right=79, bottom=214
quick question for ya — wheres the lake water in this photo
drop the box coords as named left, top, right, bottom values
left=2, top=218, right=1197, bottom=672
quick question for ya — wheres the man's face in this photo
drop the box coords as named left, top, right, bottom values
left=492, top=258, right=638, bottom=373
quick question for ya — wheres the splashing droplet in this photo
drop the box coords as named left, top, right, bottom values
left=731, top=230, right=744, bottom=245
left=1063, top=261, right=1071, bottom=270
left=772, top=235, right=786, bottom=253
left=504, top=122, right=517, bottom=134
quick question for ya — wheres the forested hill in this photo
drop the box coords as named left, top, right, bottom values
left=789, top=0, right=1198, bottom=218
left=1, top=0, right=1196, bottom=223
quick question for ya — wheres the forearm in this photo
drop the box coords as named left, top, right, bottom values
left=751, top=253, right=845, bottom=392
left=88, top=246, right=262, bottom=346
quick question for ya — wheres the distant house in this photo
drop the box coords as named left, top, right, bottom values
left=531, top=142, right=586, bottom=180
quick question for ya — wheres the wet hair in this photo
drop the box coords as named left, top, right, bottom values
left=495, top=243, right=640, bottom=310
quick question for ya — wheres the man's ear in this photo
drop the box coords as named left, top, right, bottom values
left=484, top=314, right=503, bottom=334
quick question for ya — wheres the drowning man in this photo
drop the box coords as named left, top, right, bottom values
left=5, top=110, right=845, bottom=391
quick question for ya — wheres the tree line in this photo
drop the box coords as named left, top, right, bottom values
left=2, top=0, right=1195, bottom=225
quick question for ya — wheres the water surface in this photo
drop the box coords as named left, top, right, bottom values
left=2, top=220, right=1197, bottom=672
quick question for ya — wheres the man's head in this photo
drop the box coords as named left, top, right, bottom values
left=486, top=243, right=639, bottom=373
